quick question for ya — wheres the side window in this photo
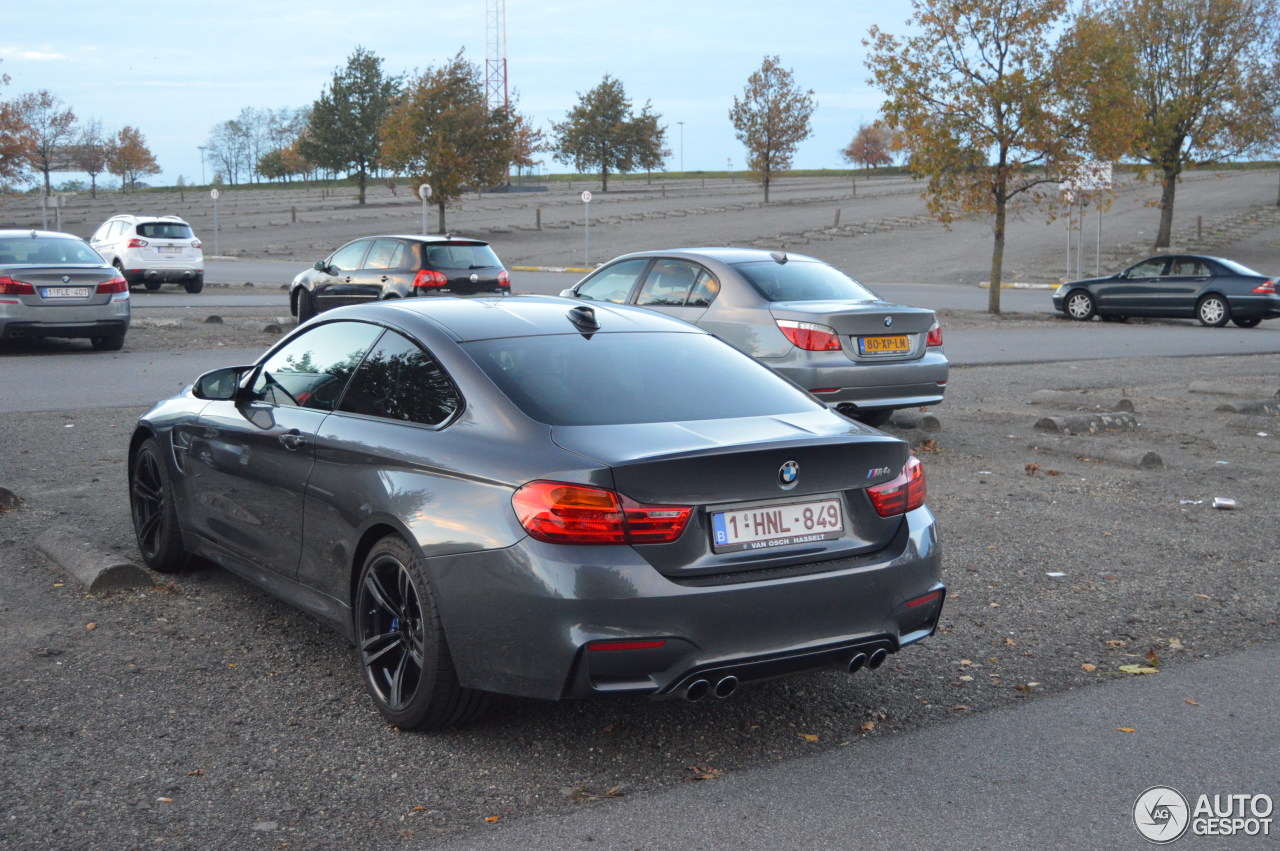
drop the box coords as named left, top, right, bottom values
left=328, top=240, right=371, bottom=273
left=1128, top=259, right=1167, bottom=278
left=250, top=321, right=383, bottom=411
left=687, top=270, right=721, bottom=307
left=364, top=239, right=405, bottom=270
left=574, top=258, right=649, bottom=303
left=338, top=331, right=461, bottom=426
left=636, top=260, right=702, bottom=307
left=1171, top=259, right=1208, bottom=277
left=91, top=223, right=110, bottom=242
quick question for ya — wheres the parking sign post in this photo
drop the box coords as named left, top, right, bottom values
left=581, top=190, right=592, bottom=266
left=210, top=189, right=220, bottom=257
left=419, top=183, right=432, bottom=235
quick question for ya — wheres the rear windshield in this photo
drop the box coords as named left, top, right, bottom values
left=464, top=332, right=822, bottom=426
left=0, top=237, right=104, bottom=265
left=423, top=243, right=502, bottom=270
left=736, top=259, right=878, bottom=302
left=137, top=222, right=194, bottom=239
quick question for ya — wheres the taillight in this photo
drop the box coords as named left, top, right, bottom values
left=97, top=276, right=129, bottom=294
left=498, top=270, right=510, bottom=288
left=0, top=276, right=35, bottom=295
left=1253, top=280, right=1275, bottom=294
left=926, top=320, right=943, bottom=347
left=512, top=481, right=691, bottom=545
left=867, top=456, right=926, bottom=516
left=777, top=319, right=842, bottom=351
left=127, top=238, right=148, bottom=248
left=412, top=269, right=448, bottom=288
left=191, top=239, right=202, bottom=249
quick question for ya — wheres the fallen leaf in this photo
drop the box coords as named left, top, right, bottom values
left=1168, top=638, right=1184, bottom=651
left=157, top=797, right=173, bottom=803
left=798, top=733, right=819, bottom=742
left=952, top=704, right=969, bottom=711
left=917, top=439, right=938, bottom=453
left=1003, top=637, right=1016, bottom=646
left=860, top=721, right=876, bottom=732
left=1144, top=649, right=1160, bottom=667
left=1081, top=663, right=1097, bottom=672
left=686, top=765, right=723, bottom=781
left=1106, top=640, right=1127, bottom=647
left=185, top=769, right=205, bottom=777
left=1115, top=727, right=1136, bottom=734
left=85, top=623, right=97, bottom=631
left=1184, top=699, right=1199, bottom=706
left=411, top=806, right=427, bottom=812
left=1046, top=469, right=1061, bottom=476
left=485, top=816, right=500, bottom=823
left=1118, top=665, right=1159, bottom=675
left=958, top=675, right=973, bottom=682
left=1194, top=593, right=1211, bottom=600
left=1025, top=463, right=1040, bottom=476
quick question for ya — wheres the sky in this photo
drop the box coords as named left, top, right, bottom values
left=2, top=0, right=915, bottom=187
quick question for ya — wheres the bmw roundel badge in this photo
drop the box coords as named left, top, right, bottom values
left=883, top=316, right=894, bottom=328
left=778, top=460, right=799, bottom=488
left=470, top=273, right=479, bottom=283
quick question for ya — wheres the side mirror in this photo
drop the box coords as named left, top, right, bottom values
left=558, top=287, right=578, bottom=298
left=193, top=365, right=252, bottom=401
left=314, top=260, right=329, bottom=274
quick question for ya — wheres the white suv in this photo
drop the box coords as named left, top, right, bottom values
left=90, top=215, right=204, bottom=293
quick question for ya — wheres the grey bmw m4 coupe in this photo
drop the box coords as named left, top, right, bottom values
left=128, top=296, right=944, bottom=729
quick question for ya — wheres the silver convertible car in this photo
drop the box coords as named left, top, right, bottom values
left=128, top=296, right=944, bottom=729
left=561, top=248, right=948, bottom=427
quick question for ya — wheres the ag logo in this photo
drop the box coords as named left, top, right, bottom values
left=1134, top=786, right=1190, bottom=843
left=777, top=460, right=799, bottom=489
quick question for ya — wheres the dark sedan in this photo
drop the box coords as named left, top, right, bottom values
left=561, top=248, right=947, bottom=427
left=1052, top=254, right=1279, bottom=327
left=128, top=297, right=944, bottom=729
left=289, top=234, right=509, bottom=321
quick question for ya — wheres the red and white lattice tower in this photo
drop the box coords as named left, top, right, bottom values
left=485, top=0, right=509, bottom=114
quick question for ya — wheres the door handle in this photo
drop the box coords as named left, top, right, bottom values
left=380, top=275, right=389, bottom=282
left=344, top=276, right=353, bottom=283
left=279, top=429, right=307, bottom=450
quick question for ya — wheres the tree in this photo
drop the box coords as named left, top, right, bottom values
left=511, top=113, right=546, bottom=182
left=0, top=65, right=34, bottom=192
left=632, top=106, right=669, bottom=182
left=300, top=46, right=400, bottom=205
left=866, top=0, right=1092, bottom=313
left=1069, top=0, right=1280, bottom=248
left=71, top=118, right=110, bottom=198
left=205, top=119, right=253, bottom=185
left=106, top=125, right=160, bottom=192
left=17, top=90, right=76, bottom=196
left=551, top=75, right=659, bottom=191
left=729, top=56, right=815, bottom=204
left=380, top=52, right=516, bottom=232
left=841, top=123, right=895, bottom=172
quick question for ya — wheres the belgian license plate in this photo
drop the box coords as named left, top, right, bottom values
left=859, top=334, right=910, bottom=355
left=41, top=287, right=90, bottom=298
left=711, top=498, right=843, bottom=553
left=158, top=246, right=181, bottom=254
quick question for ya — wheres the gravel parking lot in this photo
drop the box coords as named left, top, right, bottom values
left=2, top=176, right=1278, bottom=848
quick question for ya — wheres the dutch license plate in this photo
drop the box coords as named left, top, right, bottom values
left=711, top=498, right=843, bottom=553
left=41, top=287, right=90, bottom=299
left=859, top=334, right=910, bottom=355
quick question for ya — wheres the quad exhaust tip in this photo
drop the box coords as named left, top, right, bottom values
left=683, top=675, right=740, bottom=702
left=848, top=652, right=868, bottom=673
left=868, top=648, right=889, bottom=670
left=713, top=676, right=738, bottom=699
left=684, top=679, right=710, bottom=702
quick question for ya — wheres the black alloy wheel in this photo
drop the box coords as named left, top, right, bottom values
left=1065, top=289, right=1096, bottom=321
left=354, top=536, right=488, bottom=730
left=129, top=438, right=190, bottom=572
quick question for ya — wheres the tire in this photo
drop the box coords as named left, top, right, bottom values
left=184, top=277, right=204, bottom=294
left=1231, top=317, right=1261, bottom=328
left=354, top=535, right=489, bottom=730
left=129, top=437, right=192, bottom=573
left=296, top=288, right=317, bottom=323
left=1196, top=295, right=1229, bottom=327
left=90, top=334, right=125, bottom=351
left=855, top=410, right=894, bottom=428
left=1064, top=289, right=1096, bottom=321
left=1100, top=314, right=1129, bottom=323
left=143, top=278, right=162, bottom=292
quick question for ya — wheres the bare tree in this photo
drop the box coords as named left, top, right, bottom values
left=729, top=56, right=815, bottom=203
left=72, top=118, right=110, bottom=198
left=205, top=119, right=252, bottom=185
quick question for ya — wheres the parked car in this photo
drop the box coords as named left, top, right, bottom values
left=89, top=215, right=204, bottom=293
left=1053, top=254, right=1279, bottom=327
left=0, top=230, right=130, bottom=350
left=289, top=234, right=510, bottom=321
left=127, top=296, right=944, bottom=729
left=559, top=248, right=947, bottom=427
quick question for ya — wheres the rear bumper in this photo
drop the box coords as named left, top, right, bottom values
left=1, top=317, right=129, bottom=340
left=123, top=267, right=202, bottom=285
left=764, top=349, right=950, bottom=411
left=0, top=299, right=130, bottom=340
left=1227, top=293, right=1280, bottom=319
left=427, top=506, right=943, bottom=701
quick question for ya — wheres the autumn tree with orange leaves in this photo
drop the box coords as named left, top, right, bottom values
left=0, top=65, right=34, bottom=192
left=866, top=0, right=1121, bottom=313
left=841, top=123, right=895, bottom=173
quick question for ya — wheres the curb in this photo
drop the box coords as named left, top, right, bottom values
left=978, top=282, right=1058, bottom=290
left=35, top=526, right=152, bottom=593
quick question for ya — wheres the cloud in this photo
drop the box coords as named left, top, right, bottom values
left=0, top=48, right=70, bottom=61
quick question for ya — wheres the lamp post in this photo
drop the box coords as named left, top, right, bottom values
left=197, top=146, right=207, bottom=185
left=677, top=121, right=685, bottom=174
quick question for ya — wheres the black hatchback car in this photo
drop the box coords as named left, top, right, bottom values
left=290, top=235, right=509, bottom=321
left=128, top=296, right=943, bottom=730
left=1053, top=254, right=1279, bottom=327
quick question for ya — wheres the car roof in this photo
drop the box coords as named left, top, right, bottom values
left=606, top=247, right=824, bottom=266
left=336, top=294, right=703, bottom=342
left=346, top=234, right=489, bottom=245
left=106, top=215, right=190, bottom=224
left=0, top=229, right=87, bottom=240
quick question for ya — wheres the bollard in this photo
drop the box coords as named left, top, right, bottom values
left=536, top=207, right=542, bottom=230
left=834, top=209, right=841, bottom=228
left=291, top=205, right=297, bottom=224
left=1197, top=215, right=1202, bottom=240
